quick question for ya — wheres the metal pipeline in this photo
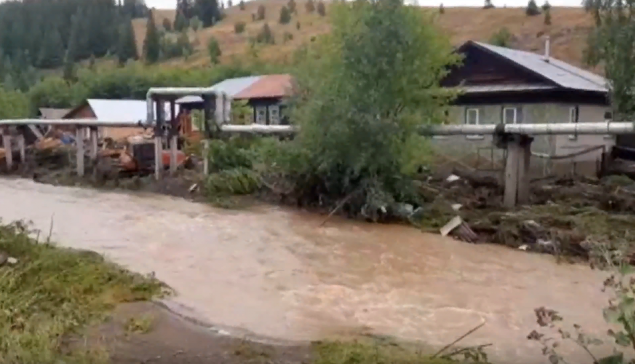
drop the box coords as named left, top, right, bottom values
left=0, top=119, right=146, bottom=127
left=419, top=122, right=635, bottom=136
left=219, top=124, right=297, bottom=134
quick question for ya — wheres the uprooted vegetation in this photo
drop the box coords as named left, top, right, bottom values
left=0, top=221, right=166, bottom=364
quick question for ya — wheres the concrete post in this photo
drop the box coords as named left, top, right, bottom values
left=90, top=127, right=99, bottom=162
left=503, top=134, right=533, bottom=208
left=154, top=99, right=165, bottom=180
left=203, top=139, right=209, bottom=176
left=76, top=127, right=85, bottom=177
left=17, top=134, right=25, bottom=163
left=2, top=134, right=12, bottom=170
left=170, top=135, right=178, bottom=175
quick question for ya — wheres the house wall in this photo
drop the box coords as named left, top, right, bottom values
left=430, top=103, right=612, bottom=177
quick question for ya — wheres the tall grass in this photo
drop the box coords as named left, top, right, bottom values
left=0, top=221, right=165, bottom=364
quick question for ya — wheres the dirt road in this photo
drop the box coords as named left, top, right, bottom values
left=0, top=178, right=612, bottom=363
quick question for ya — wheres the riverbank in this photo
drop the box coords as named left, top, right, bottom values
left=0, top=219, right=477, bottom=364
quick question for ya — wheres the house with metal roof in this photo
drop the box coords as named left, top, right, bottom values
left=63, top=99, right=177, bottom=140
left=437, top=39, right=612, bottom=177
left=176, top=74, right=293, bottom=125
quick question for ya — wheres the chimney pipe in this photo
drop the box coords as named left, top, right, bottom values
left=544, top=36, right=550, bottom=62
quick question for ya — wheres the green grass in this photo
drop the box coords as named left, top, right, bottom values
left=312, top=340, right=490, bottom=364
left=0, top=221, right=166, bottom=364
left=124, top=314, right=155, bottom=334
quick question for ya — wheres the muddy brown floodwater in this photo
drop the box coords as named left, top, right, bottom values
left=0, top=178, right=616, bottom=363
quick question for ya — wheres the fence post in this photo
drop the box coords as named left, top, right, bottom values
left=17, top=133, right=25, bottom=163
left=503, top=134, right=533, bottom=208
left=76, top=127, right=85, bottom=177
left=154, top=99, right=164, bottom=180
left=90, top=127, right=99, bottom=162
left=2, top=132, right=12, bottom=170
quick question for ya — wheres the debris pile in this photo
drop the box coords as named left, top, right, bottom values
left=415, top=170, right=635, bottom=261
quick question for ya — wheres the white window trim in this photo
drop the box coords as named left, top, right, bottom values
left=568, top=106, right=579, bottom=140
left=465, top=108, right=483, bottom=140
left=503, top=107, right=517, bottom=124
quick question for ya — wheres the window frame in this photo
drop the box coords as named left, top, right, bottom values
left=568, top=106, right=579, bottom=140
left=465, top=108, right=479, bottom=125
left=503, top=107, right=518, bottom=124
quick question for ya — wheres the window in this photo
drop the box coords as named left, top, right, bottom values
left=465, top=108, right=479, bottom=125
left=569, top=106, right=579, bottom=140
left=503, top=107, right=517, bottom=124
left=269, top=105, right=280, bottom=125
left=255, top=106, right=267, bottom=125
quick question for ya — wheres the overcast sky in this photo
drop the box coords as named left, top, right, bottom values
left=145, top=0, right=583, bottom=9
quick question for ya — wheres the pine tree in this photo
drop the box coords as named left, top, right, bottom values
left=526, top=0, right=541, bottom=15
left=484, top=0, right=495, bottom=8
left=256, top=23, right=274, bottom=44
left=177, top=31, right=193, bottom=57
left=228, top=0, right=233, bottom=7
left=143, top=11, right=161, bottom=63
left=190, top=16, right=202, bottom=31
left=288, top=0, right=297, bottom=13
left=117, top=19, right=138, bottom=65
left=239, top=0, right=245, bottom=10
left=62, top=52, right=76, bottom=82
left=207, top=36, right=221, bottom=64
left=177, top=0, right=194, bottom=18
left=37, top=27, right=64, bottom=69
left=174, top=10, right=188, bottom=31
left=544, top=7, right=552, bottom=24
left=195, top=0, right=222, bottom=28
left=163, top=18, right=173, bottom=31
left=439, top=3, right=445, bottom=13
left=305, top=0, right=315, bottom=13
left=279, top=6, right=291, bottom=24
left=317, top=1, right=326, bottom=16
left=542, top=0, right=551, bottom=10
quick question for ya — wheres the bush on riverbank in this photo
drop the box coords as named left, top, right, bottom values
left=0, top=221, right=165, bottom=363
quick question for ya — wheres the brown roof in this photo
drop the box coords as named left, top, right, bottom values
left=233, top=74, right=293, bottom=100
left=39, top=108, right=71, bottom=119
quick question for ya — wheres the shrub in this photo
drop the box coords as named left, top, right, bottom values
left=489, top=27, right=513, bottom=47
left=317, top=1, right=326, bottom=16
left=288, top=0, right=297, bottom=13
left=257, top=4, right=266, bottom=20
left=190, top=16, right=202, bottom=31
left=283, top=31, right=294, bottom=43
left=286, top=0, right=459, bottom=217
left=526, top=0, right=541, bottom=16
left=544, top=7, right=551, bottom=24
left=205, top=167, right=262, bottom=196
left=162, top=18, right=172, bottom=31
left=207, top=36, right=222, bottom=64
left=255, top=23, right=275, bottom=44
left=234, top=21, right=246, bottom=33
left=296, top=21, right=301, bottom=29
left=439, top=3, right=445, bottom=13
left=279, top=5, right=292, bottom=24
left=306, top=0, right=315, bottom=13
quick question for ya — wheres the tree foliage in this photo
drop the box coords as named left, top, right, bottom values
left=306, top=0, right=316, bottom=13
left=544, top=6, right=551, bottom=24
left=439, top=3, right=445, bottom=13
left=207, top=36, right=222, bottom=64
left=483, top=0, right=495, bottom=9
left=288, top=0, right=297, bottom=13
left=317, top=1, right=326, bottom=16
left=585, top=0, right=635, bottom=119
left=489, top=27, right=513, bottom=47
left=174, top=10, right=189, bottom=31
left=255, top=23, right=275, bottom=44
left=143, top=11, right=161, bottom=63
left=285, top=0, right=459, bottom=217
left=526, top=0, right=541, bottom=16
left=195, top=0, right=223, bottom=27
left=257, top=4, right=266, bottom=20
left=117, top=19, right=139, bottom=65
left=280, top=6, right=292, bottom=24
left=239, top=0, right=245, bottom=10
left=234, top=21, right=246, bottom=33
left=190, top=16, right=202, bottom=31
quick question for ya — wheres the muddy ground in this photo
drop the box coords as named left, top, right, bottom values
left=81, top=302, right=311, bottom=364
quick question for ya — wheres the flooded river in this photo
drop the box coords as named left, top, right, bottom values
left=0, top=178, right=613, bottom=363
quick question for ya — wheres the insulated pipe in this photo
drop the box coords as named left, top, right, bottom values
left=219, top=124, right=298, bottom=135
left=0, top=119, right=145, bottom=127
left=419, top=122, right=635, bottom=136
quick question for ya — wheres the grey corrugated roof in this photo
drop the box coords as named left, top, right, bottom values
left=459, top=84, right=556, bottom=93
left=473, top=41, right=608, bottom=93
left=175, top=76, right=262, bottom=104
left=87, top=99, right=177, bottom=123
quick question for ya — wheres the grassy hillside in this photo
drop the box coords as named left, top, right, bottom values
left=133, top=2, right=596, bottom=70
